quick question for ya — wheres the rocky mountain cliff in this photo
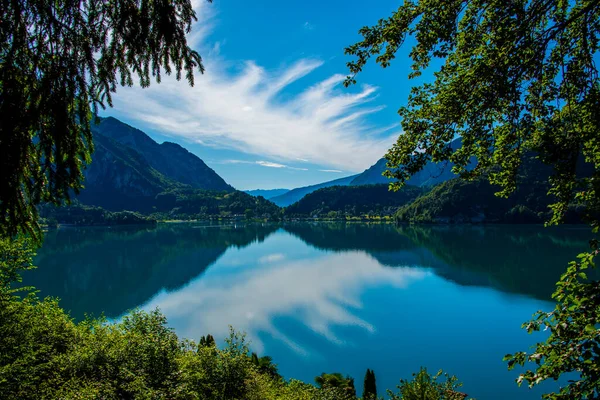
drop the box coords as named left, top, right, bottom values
left=91, top=117, right=233, bottom=192
left=78, top=132, right=182, bottom=210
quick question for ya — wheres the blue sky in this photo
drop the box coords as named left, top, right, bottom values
left=103, top=0, right=423, bottom=190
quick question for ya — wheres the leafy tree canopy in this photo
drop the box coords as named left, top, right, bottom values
left=0, top=0, right=209, bottom=239
left=345, top=0, right=600, bottom=228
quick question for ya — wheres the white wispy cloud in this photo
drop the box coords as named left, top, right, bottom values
left=303, top=21, right=315, bottom=30
left=219, top=159, right=251, bottom=164
left=319, top=169, right=343, bottom=173
left=108, top=2, right=398, bottom=172
left=218, top=159, right=308, bottom=171
left=256, top=161, right=286, bottom=168
left=256, top=161, right=308, bottom=171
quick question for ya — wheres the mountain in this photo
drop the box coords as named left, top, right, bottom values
left=347, top=158, right=390, bottom=186
left=78, top=131, right=181, bottom=210
left=70, top=117, right=280, bottom=218
left=269, top=174, right=359, bottom=207
left=271, top=138, right=464, bottom=208
left=245, top=189, right=290, bottom=199
left=284, top=184, right=423, bottom=217
left=349, top=138, right=464, bottom=187
left=349, top=157, right=458, bottom=187
left=91, top=117, right=233, bottom=192
left=395, top=176, right=551, bottom=224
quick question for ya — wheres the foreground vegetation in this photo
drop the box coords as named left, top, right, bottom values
left=1, top=237, right=470, bottom=399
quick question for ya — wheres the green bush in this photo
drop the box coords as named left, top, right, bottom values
left=388, top=368, right=468, bottom=400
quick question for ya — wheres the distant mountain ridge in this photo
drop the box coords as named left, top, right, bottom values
left=271, top=138, right=464, bottom=208
left=245, top=189, right=290, bottom=199
left=349, top=157, right=457, bottom=187
left=349, top=137, right=464, bottom=187
left=269, top=174, right=359, bottom=207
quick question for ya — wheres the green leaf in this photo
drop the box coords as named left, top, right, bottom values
left=584, top=325, right=596, bottom=334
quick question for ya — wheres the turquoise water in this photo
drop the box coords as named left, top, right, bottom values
left=27, top=223, right=593, bottom=399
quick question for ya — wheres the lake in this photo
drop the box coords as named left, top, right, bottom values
left=26, top=222, right=592, bottom=399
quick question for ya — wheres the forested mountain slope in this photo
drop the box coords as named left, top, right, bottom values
left=396, top=155, right=592, bottom=224
left=284, top=184, right=422, bottom=217
left=273, top=138, right=464, bottom=207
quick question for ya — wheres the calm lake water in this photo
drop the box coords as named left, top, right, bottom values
left=26, top=222, right=593, bottom=399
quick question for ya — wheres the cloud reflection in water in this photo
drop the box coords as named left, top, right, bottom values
left=140, top=243, right=428, bottom=356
